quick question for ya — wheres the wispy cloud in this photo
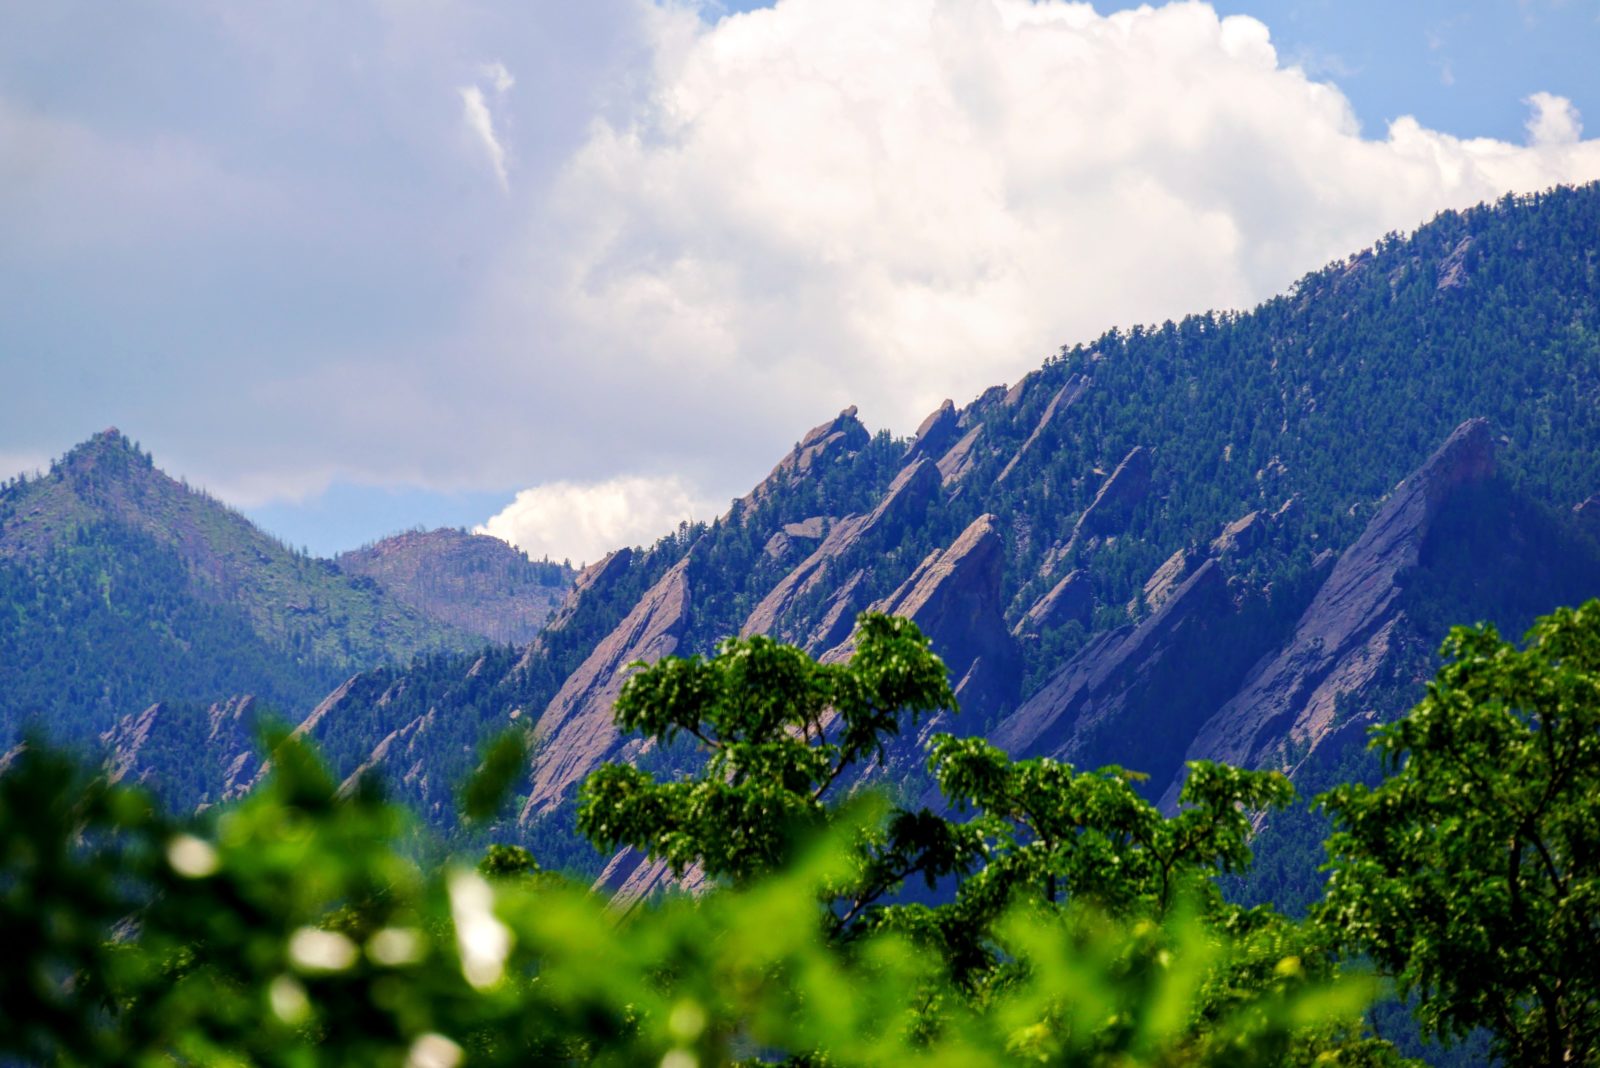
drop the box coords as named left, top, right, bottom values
left=458, top=84, right=509, bottom=190
left=458, top=61, right=515, bottom=191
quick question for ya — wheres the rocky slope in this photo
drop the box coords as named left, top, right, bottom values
left=336, top=529, right=574, bottom=646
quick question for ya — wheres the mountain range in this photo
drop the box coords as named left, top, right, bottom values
left=0, top=436, right=573, bottom=768
left=8, top=184, right=1600, bottom=887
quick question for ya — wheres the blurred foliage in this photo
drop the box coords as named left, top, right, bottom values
left=0, top=733, right=1393, bottom=1067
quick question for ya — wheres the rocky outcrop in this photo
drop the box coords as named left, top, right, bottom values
left=594, top=849, right=708, bottom=910
left=543, top=548, right=634, bottom=635
left=1002, top=374, right=1036, bottom=408
left=339, top=708, right=444, bottom=808
left=993, top=559, right=1245, bottom=792
left=740, top=407, right=869, bottom=508
left=936, top=425, right=987, bottom=486
left=1210, top=511, right=1265, bottom=556
left=100, top=695, right=264, bottom=807
left=206, top=696, right=266, bottom=802
left=826, top=514, right=1020, bottom=721
left=103, top=703, right=163, bottom=785
left=1074, top=447, right=1153, bottom=540
left=1134, top=547, right=1197, bottom=615
left=293, top=675, right=361, bottom=740
left=805, top=569, right=867, bottom=654
left=741, top=458, right=939, bottom=643
left=1162, top=418, right=1496, bottom=806
left=998, top=374, right=1090, bottom=483
left=1436, top=235, right=1473, bottom=291
left=1013, top=569, right=1093, bottom=638
left=1038, top=446, right=1155, bottom=576
left=905, top=400, right=960, bottom=464
left=519, top=556, right=694, bottom=819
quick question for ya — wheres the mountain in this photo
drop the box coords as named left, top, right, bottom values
left=26, top=185, right=1600, bottom=877
left=0, top=431, right=549, bottom=757
left=336, top=529, right=575, bottom=646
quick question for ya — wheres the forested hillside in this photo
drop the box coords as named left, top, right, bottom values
left=231, top=186, right=1600, bottom=874
left=14, top=188, right=1600, bottom=894
left=0, top=432, right=557, bottom=754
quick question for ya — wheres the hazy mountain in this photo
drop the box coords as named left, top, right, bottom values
left=336, top=529, right=575, bottom=647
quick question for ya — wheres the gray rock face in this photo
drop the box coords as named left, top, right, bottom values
left=1013, top=569, right=1093, bottom=637
left=102, top=702, right=163, bottom=786
left=1161, top=418, right=1496, bottom=806
left=1074, top=446, right=1153, bottom=539
left=1134, top=547, right=1197, bottom=615
left=741, top=407, right=870, bottom=508
left=1436, top=235, right=1474, bottom=291
left=998, top=374, right=1090, bottom=483
left=937, top=424, right=987, bottom=486
left=1210, top=510, right=1266, bottom=556
left=992, top=559, right=1239, bottom=791
left=741, top=458, right=939, bottom=643
left=101, top=695, right=265, bottom=808
left=519, top=556, right=694, bottom=819
left=783, top=517, right=829, bottom=540
left=545, top=548, right=634, bottom=634
left=593, top=849, right=707, bottom=910
left=832, top=514, right=1021, bottom=720
left=905, top=400, right=960, bottom=463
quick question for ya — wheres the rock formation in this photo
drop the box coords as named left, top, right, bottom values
left=1160, top=418, right=1496, bottom=806
left=992, top=559, right=1245, bottom=792
left=1013, top=569, right=1093, bottom=638
left=1074, top=446, right=1153, bottom=540
left=1133, top=547, right=1197, bottom=615
left=936, top=425, right=987, bottom=486
left=740, top=407, right=869, bottom=509
left=519, top=556, right=694, bottom=819
left=905, top=400, right=960, bottom=464
left=997, top=374, right=1090, bottom=483
left=741, top=458, right=939, bottom=644
left=826, top=514, right=1020, bottom=721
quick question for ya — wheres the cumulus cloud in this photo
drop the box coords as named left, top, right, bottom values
left=1526, top=91, right=1582, bottom=145
left=9, top=0, right=1600, bottom=557
left=527, top=0, right=1600, bottom=441
left=475, top=475, right=720, bottom=565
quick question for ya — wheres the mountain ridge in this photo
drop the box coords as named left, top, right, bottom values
left=16, top=184, right=1600, bottom=871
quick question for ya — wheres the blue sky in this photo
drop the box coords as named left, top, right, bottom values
left=4, top=0, right=1598, bottom=562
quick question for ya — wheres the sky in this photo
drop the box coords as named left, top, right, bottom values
left=4, top=0, right=1599, bottom=564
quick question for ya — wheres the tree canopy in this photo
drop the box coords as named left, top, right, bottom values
left=1320, top=600, right=1600, bottom=1066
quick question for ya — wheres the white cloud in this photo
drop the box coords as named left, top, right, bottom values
left=480, top=61, right=516, bottom=95
left=523, top=0, right=1600, bottom=444
left=9, top=0, right=1600, bottom=549
left=1526, top=91, right=1582, bottom=145
left=459, top=83, right=510, bottom=190
left=475, top=475, right=719, bottom=565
